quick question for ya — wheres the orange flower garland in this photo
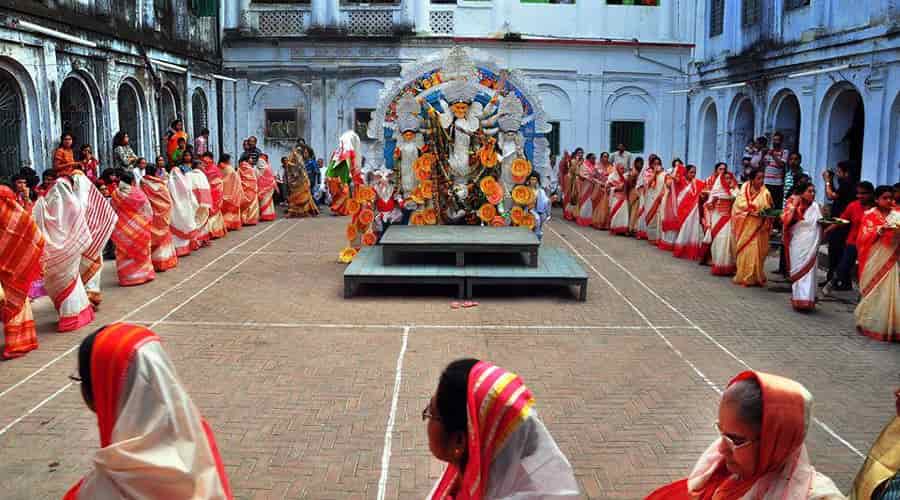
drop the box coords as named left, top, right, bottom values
left=346, top=198, right=361, bottom=215
left=410, top=211, right=426, bottom=225
left=345, top=223, right=358, bottom=242
left=338, top=247, right=358, bottom=263
left=356, top=185, right=376, bottom=203
left=490, top=215, right=506, bottom=227
left=511, top=185, right=534, bottom=206
left=361, top=232, right=377, bottom=246
left=511, top=158, right=532, bottom=179
left=479, top=176, right=500, bottom=196
left=522, top=213, right=536, bottom=229
left=358, top=208, right=375, bottom=226
left=478, top=203, right=497, bottom=222
left=423, top=208, right=438, bottom=225
left=420, top=180, right=433, bottom=199
left=479, top=147, right=498, bottom=168
left=510, top=206, right=526, bottom=225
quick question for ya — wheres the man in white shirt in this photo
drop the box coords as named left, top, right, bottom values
left=611, top=143, right=632, bottom=171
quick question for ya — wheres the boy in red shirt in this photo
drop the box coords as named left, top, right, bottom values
left=827, top=181, right=875, bottom=293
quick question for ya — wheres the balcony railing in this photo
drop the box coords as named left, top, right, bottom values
left=245, top=6, right=312, bottom=36
left=340, top=5, right=404, bottom=36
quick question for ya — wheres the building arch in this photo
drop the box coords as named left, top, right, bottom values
left=606, top=86, right=654, bottom=154
left=538, top=83, right=573, bottom=158
left=728, top=93, right=755, bottom=168
left=884, top=91, right=900, bottom=184
left=117, top=78, right=147, bottom=157
left=818, top=81, right=864, bottom=182
left=767, top=88, right=801, bottom=153
left=698, top=97, right=719, bottom=174
left=250, top=79, right=309, bottom=166
left=59, top=71, right=102, bottom=153
left=191, top=87, right=209, bottom=139
left=343, top=79, right=384, bottom=140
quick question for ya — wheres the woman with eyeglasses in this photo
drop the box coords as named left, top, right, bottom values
left=425, top=358, right=579, bottom=499
left=64, top=323, right=232, bottom=499
left=646, top=370, right=844, bottom=499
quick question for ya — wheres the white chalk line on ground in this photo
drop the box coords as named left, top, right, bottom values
left=130, top=320, right=694, bottom=331
left=0, top=222, right=297, bottom=438
left=377, top=326, right=410, bottom=500
left=564, top=223, right=865, bottom=458
left=0, top=220, right=285, bottom=403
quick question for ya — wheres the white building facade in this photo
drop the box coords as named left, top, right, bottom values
left=687, top=0, right=900, bottom=185
left=0, top=1, right=224, bottom=181
left=221, top=0, right=697, bottom=175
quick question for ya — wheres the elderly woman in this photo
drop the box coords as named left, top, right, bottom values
left=64, top=323, right=232, bottom=499
left=647, top=370, right=844, bottom=499
left=781, top=182, right=825, bottom=311
left=425, top=358, right=580, bottom=499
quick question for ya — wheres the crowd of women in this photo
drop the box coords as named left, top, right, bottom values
left=50, top=320, right=900, bottom=499
left=0, top=121, right=320, bottom=361
left=557, top=148, right=899, bottom=343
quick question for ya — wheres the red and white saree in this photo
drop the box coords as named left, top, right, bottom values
left=701, top=174, right=738, bottom=276
left=239, top=161, right=260, bottom=226
left=608, top=165, right=630, bottom=235
left=428, top=361, right=579, bottom=499
left=635, top=164, right=654, bottom=239
left=167, top=168, right=199, bottom=257
left=659, top=166, right=688, bottom=251
left=64, top=323, right=233, bottom=500
left=256, top=159, right=277, bottom=222
left=590, top=163, right=610, bottom=230
left=0, top=186, right=44, bottom=358
left=643, top=171, right=666, bottom=244
left=672, top=178, right=706, bottom=260
left=575, top=160, right=597, bottom=227
left=220, top=163, right=243, bottom=231
left=140, top=175, right=178, bottom=272
left=782, top=197, right=823, bottom=311
left=31, top=180, right=95, bottom=332
left=110, top=183, right=156, bottom=287
left=854, top=207, right=899, bottom=342
left=203, top=159, right=227, bottom=239
left=188, top=169, right=213, bottom=250
left=72, top=174, right=117, bottom=307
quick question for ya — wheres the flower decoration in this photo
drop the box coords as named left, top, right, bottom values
left=346, top=198, right=361, bottom=215
left=423, top=208, right=437, bottom=225
left=478, top=203, right=497, bottom=222
left=522, top=213, right=536, bottom=229
left=345, top=223, right=358, bottom=242
left=410, top=211, right=426, bottom=225
left=511, top=185, right=534, bottom=206
left=486, top=189, right=503, bottom=206
left=490, top=215, right=506, bottom=227
left=511, top=159, right=532, bottom=181
left=411, top=188, right=425, bottom=205
left=420, top=180, right=433, bottom=199
left=356, top=185, right=376, bottom=203
left=361, top=232, right=377, bottom=246
left=480, top=148, right=498, bottom=168
left=338, top=247, right=358, bottom=264
left=510, top=206, right=526, bottom=225
left=479, top=176, right=500, bottom=196
left=358, top=208, right=375, bottom=226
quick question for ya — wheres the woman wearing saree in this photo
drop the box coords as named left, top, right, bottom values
left=672, top=164, right=707, bottom=260
left=285, top=145, right=320, bottom=218
left=563, top=149, right=583, bottom=221
left=591, top=154, right=611, bottom=230
left=239, top=160, right=260, bottom=226
left=558, top=151, right=571, bottom=209
left=850, top=388, right=900, bottom=500
left=64, top=323, right=232, bottom=500
left=702, top=167, right=740, bottom=276
left=781, top=182, right=823, bottom=311
left=732, top=169, right=774, bottom=287
left=53, top=133, right=81, bottom=176
left=643, top=157, right=666, bottom=244
left=188, top=162, right=213, bottom=250
left=426, top=358, right=580, bottom=499
left=0, top=186, right=44, bottom=359
left=165, top=119, right=188, bottom=162
left=256, top=154, right=277, bottom=222
left=627, top=157, right=643, bottom=236
left=659, top=159, right=687, bottom=251
left=32, top=178, right=95, bottom=332
left=167, top=166, right=199, bottom=257
left=201, top=152, right=227, bottom=240
left=219, top=155, right=243, bottom=231
left=646, top=370, right=844, bottom=500
left=608, top=162, right=630, bottom=235
left=109, top=172, right=156, bottom=287
left=71, top=172, right=118, bottom=308
left=140, top=162, right=178, bottom=272
left=573, top=153, right=597, bottom=227
left=636, top=155, right=658, bottom=240
left=854, top=186, right=899, bottom=343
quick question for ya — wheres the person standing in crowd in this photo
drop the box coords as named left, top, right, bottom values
left=659, top=159, right=687, bottom=251
left=35, top=169, right=57, bottom=198
left=219, top=154, right=243, bottom=231
left=12, top=172, right=35, bottom=210
left=646, top=371, right=845, bottom=499
left=194, top=128, right=210, bottom=156
left=425, top=359, right=579, bottom=499
left=239, top=136, right=263, bottom=166
left=71, top=171, right=118, bottom=309
left=701, top=166, right=740, bottom=276
left=626, top=157, right=643, bottom=235
left=574, top=152, right=597, bottom=227
left=53, top=133, right=81, bottom=176
left=238, top=160, right=260, bottom=226
left=131, top=157, right=147, bottom=186
left=256, top=154, right=277, bottom=222
left=563, top=148, right=583, bottom=221
left=201, top=152, right=227, bottom=240
left=781, top=182, right=825, bottom=311
left=610, top=143, right=632, bottom=172
left=139, top=159, right=178, bottom=272
left=850, top=388, right=900, bottom=500
left=304, top=146, right=321, bottom=201
left=854, top=185, right=899, bottom=343
left=64, top=323, right=232, bottom=500
left=165, top=119, right=188, bottom=162
left=79, top=144, right=99, bottom=183
left=0, top=185, right=44, bottom=359
left=112, top=131, right=139, bottom=173
left=643, top=156, right=666, bottom=244
left=672, top=164, right=706, bottom=260
left=108, top=171, right=155, bottom=287
left=607, top=162, right=630, bottom=235
left=823, top=162, right=857, bottom=286
left=285, top=145, right=320, bottom=218
left=763, top=131, right=789, bottom=209
left=171, top=138, right=187, bottom=167
left=188, top=160, right=213, bottom=250
left=825, top=182, right=876, bottom=295
left=783, top=152, right=804, bottom=208
left=558, top=151, right=571, bottom=210
left=167, top=159, right=199, bottom=257
left=732, top=169, right=773, bottom=287
left=591, top=152, right=611, bottom=230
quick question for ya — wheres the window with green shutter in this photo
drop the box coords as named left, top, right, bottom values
left=609, top=121, right=645, bottom=153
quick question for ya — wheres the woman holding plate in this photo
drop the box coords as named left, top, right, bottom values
left=781, top=182, right=825, bottom=311
left=854, top=185, right=900, bottom=342
left=732, top=169, right=774, bottom=287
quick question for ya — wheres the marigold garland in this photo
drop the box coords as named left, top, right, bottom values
left=358, top=208, right=375, bottom=226
left=522, top=213, right=536, bottom=229
left=346, top=198, right=361, bottom=215
left=510, top=206, right=526, bottom=225
left=345, top=223, right=358, bottom=242
left=486, top=190, right=503, bottom=206
left=423, top=208, right=437, bottom=225
left=478, top=203, right=497, bottom=222
left=410, top=211, right=427, bottom=225
left=511, top=158, right=532, bottom=179
left=356, top=185, right=376, bottom=203
left=361, top=232, right=377, bottom=246
left=338, top=246, right=358, bottom=264
left=479, top=176, right=499, bottom=195
left=511, top=185, right=534, bottom=206
left=420, top=180, right=433, bottom=199
left=479, top=148, right=498, bottom=168
left=490, top=215, right=506, bottom=227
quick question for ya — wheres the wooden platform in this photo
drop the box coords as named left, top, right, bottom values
left=344, top=246, right=588, bottom=301
left=380, top=225, right=540, bottom=267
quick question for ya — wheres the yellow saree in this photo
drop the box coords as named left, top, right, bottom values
left=732, top=182, right=773, bottom=287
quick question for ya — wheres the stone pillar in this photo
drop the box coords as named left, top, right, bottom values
left=414, top=0, right=430, bottom=34
left=861, top=83, right=885, bottom=184
left=239, top=0, right=252, bottom=30
left=658, top=0, right=674, bottom=41
left=311, top=0, right=329, bottom=28
left=309, top=78, right=326, bottom=160
left=327, top=0, right=341, bottom=27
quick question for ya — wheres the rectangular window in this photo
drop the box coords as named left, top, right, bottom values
left=710, top=0, right=724, bottom=36
left=609, top=121, right=645, bottom=153
left=355, top=109, right=374, bottom=139
left=742, top=0, right=760, bottom=27
left=606, top=0, right=659, bottom=5
left=784, top=0, right=809, bottom=10
left=546, top=121, right=561, bottom=158
left=265, top=109, right=299, bottom=140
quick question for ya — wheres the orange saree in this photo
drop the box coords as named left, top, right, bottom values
left=139, top=175, right=178, bottom=272
left=220, top=163, right=243, bottom=231
left=732, top=182, right=773, bottom=287
left=854, top=207, right=899, bottom=342
left=239, top=162, right=260, bottom=225
left=203, top=159, right=227, bottom=239
left=110, top=183, right=156, bottom=287
left=256, top=160, right=277, bottom=222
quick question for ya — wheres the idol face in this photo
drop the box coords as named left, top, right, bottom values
left=402, top=131, right=415, bottom=141
left=450, top=102, right=469, bottom=119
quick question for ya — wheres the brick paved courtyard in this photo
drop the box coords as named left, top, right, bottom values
left=0, top=211, right=896, bottom=499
